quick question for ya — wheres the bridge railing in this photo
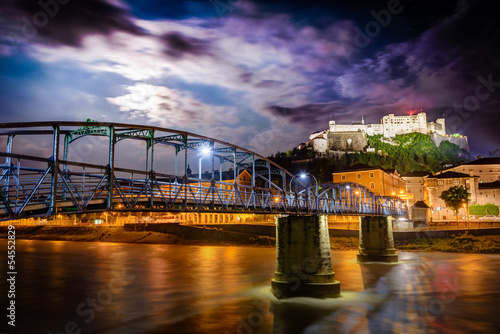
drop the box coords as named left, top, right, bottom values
left=0, top=156, right=408, bottom=219
left=0, top=122, right=408, bottom=220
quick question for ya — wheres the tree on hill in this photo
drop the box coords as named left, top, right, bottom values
left=439, top=185, right=470, bottom=221
left=268, top=132, right=468, bottom=182
left=367, top=132, right=464, bottom=172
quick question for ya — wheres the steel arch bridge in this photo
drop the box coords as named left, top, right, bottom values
left=0, top=122, right=408, bottom=220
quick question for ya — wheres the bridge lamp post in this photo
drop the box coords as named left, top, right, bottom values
left=299, top=173, right=318, bottom=195
left=299, top=173, right=319, bottom=210
left=462, top=201, right=469, bottom=225
left=199, top=146, right=212, bottom=195
left=288, top=174, right=309, bottom=209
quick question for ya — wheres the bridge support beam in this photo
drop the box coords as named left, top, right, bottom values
left=357, top=216, right=398, bottom=263
left=271, top=214, right=341, bottom=299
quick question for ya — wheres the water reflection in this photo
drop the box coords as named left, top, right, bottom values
left=1, top=240, right=499, bottom=334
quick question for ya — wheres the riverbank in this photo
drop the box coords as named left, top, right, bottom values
left=1, top=225, right=499, bottom=253
left=395, top=232, right=500, bottom=253
left=0, top=225, right=275, bottom=246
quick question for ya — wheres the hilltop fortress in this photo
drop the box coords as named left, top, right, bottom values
left=308, top=112, right=469, bottom=154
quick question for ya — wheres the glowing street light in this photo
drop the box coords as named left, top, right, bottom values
left=198, top=144, right=212, bottom=180
left=299, top=172, right=318, bottom=195
left=462, top=201, right=470, bottom=223
left=299, top=172, right=319, bottom=211
left=200, top=145, right=212, bottom=157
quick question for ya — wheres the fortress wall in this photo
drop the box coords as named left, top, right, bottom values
left=327, top=132, right=367, bottom=152
left=430, top=133, right=470, bottom=151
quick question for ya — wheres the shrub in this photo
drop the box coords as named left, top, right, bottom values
left=469, top=203, right=499, bottom=216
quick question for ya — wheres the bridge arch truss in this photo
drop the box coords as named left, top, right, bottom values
left=0, top=122, right=408, bottom=220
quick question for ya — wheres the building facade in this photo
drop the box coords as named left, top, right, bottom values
left=309, top=130, right=328, bottom=153
left=401, top=171, right=430, bottom=207
left=332, top=163, right=407, bottom=197
left=444, top=157, right=500, bottom=184
left=423, top=171, right=478, bottom=221
left=477, top=181, right=500, bottom=206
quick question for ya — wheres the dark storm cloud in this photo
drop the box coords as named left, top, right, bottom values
left=261, top=0, right=500, bottom=155
left=0, top=0, right=498, bottom=156
left=161, top=32, right=210, bottom=58
left=0, top=0, right=145, bottom=47
left=406, top=0, right=500, bottom=79
left=269, top=103, right=344, bottom=128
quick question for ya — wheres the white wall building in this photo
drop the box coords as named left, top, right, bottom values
left=443, top=157, right=500, bottom=184
left=308, top=130, right=328, bottom=153
left=401, top=171, right=431, bottom=207
left=308, top=112, right=461, bottom=154
left=328, top=112, right=446, bottom=138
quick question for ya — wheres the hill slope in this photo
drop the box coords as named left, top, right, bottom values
left=269, top=133, right=469, bottom=183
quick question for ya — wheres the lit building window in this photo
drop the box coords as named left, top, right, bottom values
left=370, top=172, right=374, bottom=178
left=357, top=173, right=361, bottom=179
left=370, top=182, right=375, bottom=189
left=341, top=175, right=346, bottom=180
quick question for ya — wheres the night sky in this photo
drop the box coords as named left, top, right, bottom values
left=0, top=0, right=499, bottom=157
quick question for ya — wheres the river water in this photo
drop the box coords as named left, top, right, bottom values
left=1, top=240, right=499, bottom=334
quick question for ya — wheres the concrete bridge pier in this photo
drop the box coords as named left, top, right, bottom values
left=271, top=214, right=341, bottom=299
left=357, top=216, right=398, bottom=263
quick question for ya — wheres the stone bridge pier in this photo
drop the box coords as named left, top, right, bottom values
left=271, top=215, right=341, bottom=299
left=357, top=216, right=398, bottom=263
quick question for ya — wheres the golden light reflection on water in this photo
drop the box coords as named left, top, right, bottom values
left=6, top=241, right=500, bottom=334
left=331, top=251, right=365, bottom=291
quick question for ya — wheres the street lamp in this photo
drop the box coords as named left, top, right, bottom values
left=298, top=173, right=318, bottom=194
left=462, top=201, right=469, bottom=224
left=289, top=175, right=302, bottom=193
left=299, top=173, right=319, bottom=211
left=198, top=145, right=212, bottom=180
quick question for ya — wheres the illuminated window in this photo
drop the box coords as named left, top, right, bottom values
left=357, top=173, right=361, bottom=179
left=370, top=172, right=374, bottom=178
left=453, top=180, right=459, bottom=185
left=341, top=174, right=346, bottom=180
left=370, top=182, right=375, bottom=189
left=438, top=181, right=444, bottom=185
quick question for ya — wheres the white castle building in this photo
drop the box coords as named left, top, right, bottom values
left=307, top=112, right=469, bottom=154
left=327, top=112, right=446, bottom=138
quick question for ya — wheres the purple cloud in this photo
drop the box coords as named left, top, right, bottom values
left=0, top=0, right=498, bottom=156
